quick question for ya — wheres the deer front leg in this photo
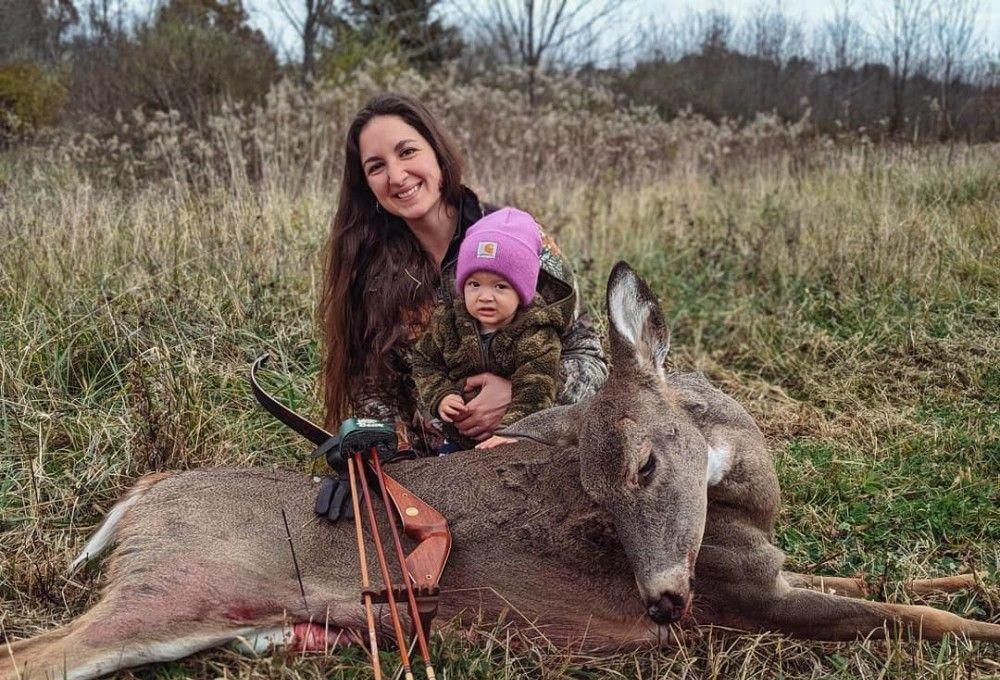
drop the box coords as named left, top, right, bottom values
left=731, top=576, right=1000, bottom=642
left=782, top=571, right=985, bottom=599
left=781, top=571, right=870, bottom=598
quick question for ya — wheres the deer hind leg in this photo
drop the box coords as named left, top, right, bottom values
left=782, top=571, right=985, bottom=599
left=1, top=589, right=287, bottom=680
left=3, top=628, right=74, bottom=680
left=2, top=601, right=358, bottom=680
left=732, top=576, right=1000, bottom=642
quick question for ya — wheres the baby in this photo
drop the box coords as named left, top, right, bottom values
left=412, top=207, right=564, bottom=453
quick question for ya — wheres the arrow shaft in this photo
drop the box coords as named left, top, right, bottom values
left=355, top=451, right=414, bottom=680
left=347, top=456, right=382, bottom=680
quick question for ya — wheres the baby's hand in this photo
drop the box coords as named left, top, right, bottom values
left=438, top=394, right=467, bottom=422
left=475, top=435, right=518, bottom=450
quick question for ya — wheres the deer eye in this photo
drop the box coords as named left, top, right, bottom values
left=639, top=454, right=656, bottom=483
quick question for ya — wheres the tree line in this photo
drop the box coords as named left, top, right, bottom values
left=625, top=1, right=997, bottom=140
left=1, top=0, right=997, bottom=142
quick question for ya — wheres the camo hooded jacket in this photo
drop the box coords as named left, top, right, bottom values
left=351, top=186, right=608, bottom=453
left=411, top=290, right=566, bottom=451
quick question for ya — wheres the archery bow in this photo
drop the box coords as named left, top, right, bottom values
left=250, top=355, right=451, bottom=675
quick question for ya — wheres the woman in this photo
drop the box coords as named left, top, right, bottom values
left=320, top=93, right=606, bottom=454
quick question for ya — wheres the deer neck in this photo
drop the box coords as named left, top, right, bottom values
left=393, top=443, right=619, bottom=570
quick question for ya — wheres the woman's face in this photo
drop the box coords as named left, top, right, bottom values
left=358, top=115, right=444, bottom=224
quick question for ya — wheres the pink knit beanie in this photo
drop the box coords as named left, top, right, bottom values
left=455, top=207, right=543, bottom=306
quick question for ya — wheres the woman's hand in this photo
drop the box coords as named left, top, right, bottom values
left=454, top=373, right=511, bottom=441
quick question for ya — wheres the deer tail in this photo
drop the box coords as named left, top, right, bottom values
left=69, top=472, right=173, bottom=572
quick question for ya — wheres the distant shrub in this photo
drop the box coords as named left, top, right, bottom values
left=64, top=0, right=279, bottom=127
left=317, top=27, right=409, bottom=87
left=124, top=16, right=278, bottom=120
left=0, top=60, right=66, bottom=134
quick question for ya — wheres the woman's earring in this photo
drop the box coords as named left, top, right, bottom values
left=374, top=200, right=382, bottom=214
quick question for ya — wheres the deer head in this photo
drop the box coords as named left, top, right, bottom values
left=504, top=262, right=712, bottom=625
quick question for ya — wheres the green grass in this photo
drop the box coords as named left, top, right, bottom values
left=2, top=142, right=999, bottom=678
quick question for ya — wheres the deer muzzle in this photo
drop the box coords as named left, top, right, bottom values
left=640, top=562, right=696, bottom=625
left=646, top=589, right=690, bottom=625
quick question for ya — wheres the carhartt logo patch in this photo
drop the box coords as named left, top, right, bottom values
left=476, top=241, right=498, bottom=258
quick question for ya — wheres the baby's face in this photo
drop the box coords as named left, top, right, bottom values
left=463, top=271, right=520, bottom=332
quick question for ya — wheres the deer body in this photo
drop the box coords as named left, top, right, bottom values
left=4, top=263, right=997, bottom=680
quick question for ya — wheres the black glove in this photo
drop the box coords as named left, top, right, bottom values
left=312, top=429, right=417, bottom=524
left=314, top=474, right=354, bottom=523
left=314, top=455, right=418, bottom=524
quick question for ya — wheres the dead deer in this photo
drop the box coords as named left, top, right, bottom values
left=3, top=262, right=997, bottom=680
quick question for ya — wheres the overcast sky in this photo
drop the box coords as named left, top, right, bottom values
left=245, top=0, right=999, bottom=65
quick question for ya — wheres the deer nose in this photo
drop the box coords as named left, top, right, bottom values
left=646, top=591, right=688, bottom=625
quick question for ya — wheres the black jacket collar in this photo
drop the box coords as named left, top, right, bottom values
left=442, top=186, right=494, bottom=269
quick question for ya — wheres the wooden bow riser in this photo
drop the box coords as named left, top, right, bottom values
left=358, top=466, right=449, bottom=645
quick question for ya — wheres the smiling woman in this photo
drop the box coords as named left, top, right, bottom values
left=359, top=118, right=449, bottom=238
left=319, top=93, right=608, bottom=454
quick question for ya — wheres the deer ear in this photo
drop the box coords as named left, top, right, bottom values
left=497, top=399, right=588, bottom=447
left=606, top=261, right=670, bottom=380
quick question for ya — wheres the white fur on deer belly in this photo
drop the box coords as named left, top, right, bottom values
left=231, top=624, right=349, bottom=654
left=706, top=443, right=732, bottom=486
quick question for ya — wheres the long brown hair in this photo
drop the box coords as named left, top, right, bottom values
left=320, top=93, right=464, bottom=427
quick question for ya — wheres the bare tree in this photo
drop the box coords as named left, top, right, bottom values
left=738, top=1, right=804, bottom=67
left=733, top=2, right=805, bottom=112
left=931, top=0, right=983, bottom=134
left=0, top=0, right=78, bottom=61
left=635, top=7, right=735, bottom=63
left=80, top=0, right=127, bottom=45
left=878, top=0, right=930, bottom=134
left=634, top=15, right=676, bottom=62
left=808, top=0, right=869, bottom=127
left=695, top=8, right=735, bottom=55
left=275, top=0, right=338, bottom=84
left=462, top=0, right=627, bottom=104
left=821, top=0, right=866, bottom=72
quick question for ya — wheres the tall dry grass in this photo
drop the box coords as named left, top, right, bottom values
left=1, top=65, right=998, bottom=678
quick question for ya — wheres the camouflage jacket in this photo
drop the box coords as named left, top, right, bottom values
left=352, top=187, right=608, bottom=446
left=412, top=293, right=565, bottom=432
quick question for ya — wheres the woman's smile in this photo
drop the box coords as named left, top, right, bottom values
left=394, top=181, right=421, bottom=200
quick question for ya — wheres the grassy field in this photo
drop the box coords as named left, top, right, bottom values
left=1, top=137, right=998, bottom=678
